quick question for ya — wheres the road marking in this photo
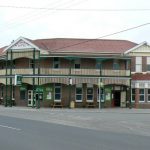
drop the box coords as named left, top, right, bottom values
left=0, top=124, right=21, bottom=131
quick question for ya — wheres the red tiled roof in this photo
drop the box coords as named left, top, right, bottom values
left=132, top=74, right=150, bottom=80
left=0, top=38, right=137, bottom=55
left=0, top=46, right=6, bottom=56
left=32, top=38, right=137, bottom=53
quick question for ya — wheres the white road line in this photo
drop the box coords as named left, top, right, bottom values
left=0, top=125, right=21, bottom=131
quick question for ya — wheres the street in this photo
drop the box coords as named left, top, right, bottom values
left=0, top=107, right=150, bottom=150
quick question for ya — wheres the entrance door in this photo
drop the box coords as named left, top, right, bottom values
left=28, top=90, right=36, bottom=107
left=114, top=91, right=121, bottom=107
left=121, top=91, right=126, bottom=107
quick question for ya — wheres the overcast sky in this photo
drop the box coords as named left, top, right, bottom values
left=0, top=0, right=150, bottom=47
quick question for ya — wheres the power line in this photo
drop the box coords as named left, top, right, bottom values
left=0, top=0, right=87, bottom=32
left=50, top=22, right=150, bottom=51
left=0, top=5, right=150, bottom=11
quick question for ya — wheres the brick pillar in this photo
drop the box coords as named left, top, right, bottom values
left=135, top=88, right=139, bottom=108
left=93, top=85, right=97, bottom=104
left=83, top=83, right=86, bottom=107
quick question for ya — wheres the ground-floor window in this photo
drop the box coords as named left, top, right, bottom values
left=139, top=89, right=145, bottom=102
left=147, top=89, right=150, bottom=102
left=131, top=88, right=135, bottom=102
left=87, top=84, right=93, bottom=102
left=75, top=84, right=82, bottom=102
left=54, top=83, right=61, bottom=101
left=97, top=88, right=104, bottom=102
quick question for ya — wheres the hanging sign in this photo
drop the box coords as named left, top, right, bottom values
left=14, top=75, right=22, bottom=86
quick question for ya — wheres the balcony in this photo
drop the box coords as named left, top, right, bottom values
left=0, top=69, right=6, bottom=75
left=102, top=69, right=130, bottom=76
left=71, top=68, right=99, bottom=76
left=0, top=68, right=130, bottom=77
left=0, top=68, right=38, bottom=75
left=40, top=68, right=69, bottom=75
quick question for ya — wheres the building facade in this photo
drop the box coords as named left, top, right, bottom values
left=125, top=42, right=150, bottom=108
left=0, top=37, right=149, bottom=108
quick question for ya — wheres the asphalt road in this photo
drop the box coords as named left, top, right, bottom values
left=0, top=115, right=150, bottom=150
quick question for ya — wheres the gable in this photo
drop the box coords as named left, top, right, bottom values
left=4, top=37, right=40, bottom=51
left=125, top=42, right=150, bottom=56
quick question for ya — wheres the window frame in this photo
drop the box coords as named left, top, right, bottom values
left=54, top=83, right=61, bottom=102
left=29, top=59, right=34, bottom=69
left=131, top=88, right=135, bottom=102
left=139, top=88, right=145, bottom=102
left=75, top=84, right=83, bottom=102
left=96, top=62, right=101, bottom=70
left=86, top=84, right=93, bottom=102
left=147, top=89, right=150, bottom=102
left=135, top=57, right=142, bottom=72
left=74, top=59, right=81, bottom=69
left=53, top=57, right=60, bottom=69
left=147, top=57, right=150, bottom=71
left=113, top=62, right=120, bottom=70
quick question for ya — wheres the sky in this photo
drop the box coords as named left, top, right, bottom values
left=0, top=0, right=150, bottom=47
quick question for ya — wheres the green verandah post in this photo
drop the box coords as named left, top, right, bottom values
left=9, top=49, right=13, bottom=107
left=32, top=48, right=36, bottom=108
left=37, top=50, right=40, bottom=109
left=99, top=61, right=102, bottom=109
left=129, top=59, right=132, bottom=109
left=5, top=51, right=8, bottom=107
left=69, top=59, right=72, bottom=107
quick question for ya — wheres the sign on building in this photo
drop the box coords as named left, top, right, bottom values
left=14, top=75, right=22, bottom=86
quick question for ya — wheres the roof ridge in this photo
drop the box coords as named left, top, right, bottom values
left=33, top=38, right=137, bottom=43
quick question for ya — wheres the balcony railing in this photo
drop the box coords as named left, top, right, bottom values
left=71, top=68, right=100, bottom=76
left=0, top=69, right=6, bottom=75
left=102, top=69, right=130, bottom=76
left=0, top=68, right=130, bottom=77
left=40, top=68, right=69, bottom=75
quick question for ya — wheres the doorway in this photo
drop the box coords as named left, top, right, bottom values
left=28, top=90, right=36, bottom=107
left=114, top=91, right=121, bottom=107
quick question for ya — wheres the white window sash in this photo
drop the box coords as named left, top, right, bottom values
left=75, top=85, right=83, bottom=102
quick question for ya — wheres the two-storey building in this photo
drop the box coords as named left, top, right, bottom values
left=125, top=42, right=150, bottom=108
left=0, top=37, right=140, bottom=108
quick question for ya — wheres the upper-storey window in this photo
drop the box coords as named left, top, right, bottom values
left=147, top=57, right=150, bottom=71
left=126, top=60, right=130, bottom=70
left=53, top=57, right=59, bottom=69
left=113, top=60, right=120, bottom=70
left=29, top=60, right=34, bottom=68
left=135, top=57, right=142, bottom=72
left=74, top=59, right=80, bottom=69
left=96, top=62, right=101, bottom=69
left=13, top=60, right=15, bottom=68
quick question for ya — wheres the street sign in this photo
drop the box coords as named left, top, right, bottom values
left=14, top=75, right=22, bottom=86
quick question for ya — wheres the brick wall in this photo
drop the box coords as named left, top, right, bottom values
left=142, top=56, right=147, bottom=72
left=131, top=57, right=135, bottom=72
left=15, top=58, right=29, bottom=68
